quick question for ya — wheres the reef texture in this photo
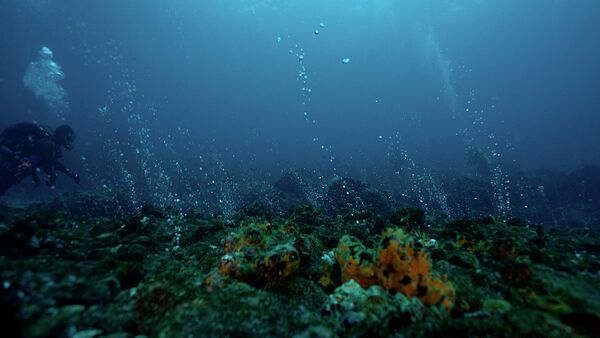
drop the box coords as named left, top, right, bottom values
left=1, top=193, right=600, bottom=337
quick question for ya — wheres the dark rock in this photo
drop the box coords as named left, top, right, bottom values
left=289, top=204, right=325, bottom=229
left=94, top=232, right=121, bottom=248
left=389, top=208, right=425, bottom=231
left=115, top=262, right=144, bottom=289
left=117, top=244, right=146, bottom=262
left=274, top=172, right=308, bottom=201
left=234, top=202, right=273, bottom=223
left=325, top=178, right=391, bottom=216
left=0, top=283, right=23, bottom=338
left=448, top=251, right=480, bottom=269
left=561, top=310, right=600, bottom=337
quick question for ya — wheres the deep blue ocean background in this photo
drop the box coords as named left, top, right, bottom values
left=1, top=0, right=599, bottom=220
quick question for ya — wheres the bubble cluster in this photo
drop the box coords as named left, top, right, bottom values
left=23, top=46, right=70, bottom=119
left=460, top=89, right=513, bottom=215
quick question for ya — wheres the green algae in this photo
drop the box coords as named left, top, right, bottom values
left=1, top=196, right=599, bottom=338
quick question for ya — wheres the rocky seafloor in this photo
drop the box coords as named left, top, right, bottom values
left=1, top=188, right=600, bottom=338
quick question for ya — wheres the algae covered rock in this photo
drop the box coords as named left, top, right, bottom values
left=206, top=219, right=320, bottom=289
left=3, top=190, right=600, bottom=338
left=157, top=280, right=329, bottom=338
left=323, top=279, right=424, bottom=336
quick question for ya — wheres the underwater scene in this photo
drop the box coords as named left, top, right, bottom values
left=1, top=1, right=600, bottom=337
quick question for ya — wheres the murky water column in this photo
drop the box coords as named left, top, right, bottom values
left=101, top=66, right=191, bottom=251
left=79, top=41, right=140, bottom=210
left=490, top=164, right=511, bottom=217
left=165, top=128, right=199, bottom=209
left=127, top=111, right=176, bottom=209
left=459, top=89, right=513, bottom=217
left=103, top=138, right=140, bottom=211
left=87, top=42, right=181, bottom=212
left=94, top=44, right=244, bottom=224
left=208, top=154, right=241, bottom=220
left=98, top=74, right=142, bottom=211
left=278, top=22, right=337, bottom=177
left=386, top=134, right=451, bottom=216
left=424, top=30, right=457, bottom=115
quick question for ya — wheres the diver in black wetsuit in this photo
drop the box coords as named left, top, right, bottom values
left=0, top=122, right=80, bottom=196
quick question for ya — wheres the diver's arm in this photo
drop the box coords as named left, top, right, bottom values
left=1, top=145, right=26, bottom=163
left=54, top=161, right=80, bottom=184
left=0, top=135, right=15, bottom=155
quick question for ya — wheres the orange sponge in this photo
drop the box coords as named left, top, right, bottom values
left=335, top=228, right=454, bottom=311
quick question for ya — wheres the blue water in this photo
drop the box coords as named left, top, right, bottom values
left=1, top=0, right=599, bottom=214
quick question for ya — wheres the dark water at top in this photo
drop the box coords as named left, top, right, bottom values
left=1, top=0, right=599, bottom=220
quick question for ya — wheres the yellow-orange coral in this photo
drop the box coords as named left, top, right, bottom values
left=335, top=228, right=454, bottom=311
left=419, top=274, right=455, bottom=311
left=335, top=236, right=378, bottom=288
left=376, top=228, right=431, bottom=297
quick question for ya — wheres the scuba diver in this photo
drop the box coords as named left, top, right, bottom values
left=0, top=122, right=80, bottom=196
